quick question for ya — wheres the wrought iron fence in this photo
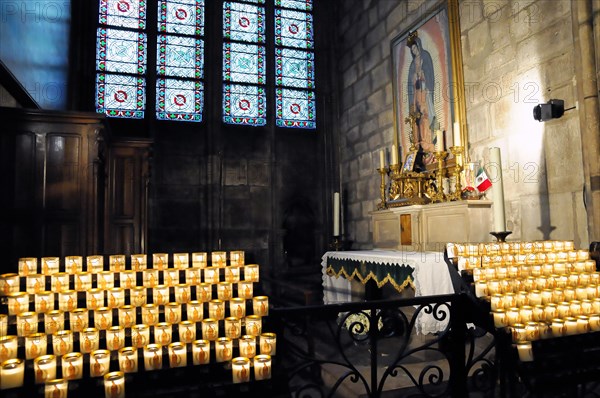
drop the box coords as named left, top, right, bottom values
left=267, top=293, right=498, bottom=398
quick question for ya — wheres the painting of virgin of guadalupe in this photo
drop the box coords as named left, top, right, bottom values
left=392, top=3, right=456, bottom=167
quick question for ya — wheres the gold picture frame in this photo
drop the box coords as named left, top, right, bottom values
left=391, top=0, right=467, bottom=168
left=402, top=150, right=418, bottom=173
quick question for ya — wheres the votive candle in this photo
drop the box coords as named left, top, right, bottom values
left=179, top=321, right=196, bottom=343
left=75, top=272, right=92, bottom=292
left=153, top=285, right=169, bottom=306
left=174, top=253, right=189, bottom=269
left=18, top=258, right=37, bottom=276
left=238, top=281, right=253, bottom=299
left=168, top=342, right=187, bottom=367
left=26, top=332, right=47, bottom=359
left=239, top=335, right=256, bottom=358
left=215, top=337, right=233, bottom=363
left=27, top=274, right=46, bottom=294
left=1, top=358, right=25, bottom=389
left=17, top=311, right=38, bottom=336
left=244, top=264, right=259, bottom=282
left=45, top=378, right=68, bottom=398
left=152, top=253, right=168, bottom=271
left=0, top=273, right=19, bottom=296
left=209, top=299, right=225, bottom=320
left=143, top=344, right=163, bottom=371
left=155, top=322, right=172, bottom=346
left=254, top=354, right=272, bottom=380
left=34, top=355, right=56, bottom=384
left=87, top=255, right=104, bottom=274
left=192, top=339, right=210, bottom=365
left=204, top=267, right=219, bottom=284
left=253, top=296, right=269, bottom=316
left=53, top=330, right=73, bottom=356
left=36, top=291, right=55, bottom=314
left=62, top=352, right=83, bottom=380
left=118, top=347, right=138, bottom=373
left=109, top=255, right=126, bottom=273
left=245, top=315, right=262, bottom=336
left=131, top=254, right=147, bottom=272
left=230, top=251, right=245, bottom=266
left=211, top=251, right=227, bottom=267
left=165, top=302, right=181, bottom=324
left=186, top=300, right=203, bottom=322
left=118, top=305, right=135, bottom=328
left=130, top=286, right=147, bottom=307
left=107, top=326, right=125, bottom=351
left=107, top=288, right=125, bottom=309
left=87, top=288, right=105, bottom=310
left=119, top=271, right=136, bottom=289
left=65, top=256, right=83, bottom=274
left=197, top=283, right=212, bottom=302
left=175, top=284, right=191, bottom=304
left=201, top=318, right=219, bottom=341
left=225, top=266, right=241, bottom=283
left=52, top=272, right=70, bottom=293
left=0, top=335, right=18, bottom=362
left=141, top=304, right=159, bottom=326
left=80, top=328, right=99, bottom=353
left=225, top=317, right=241, bottom=339
left=232, top=357, right=250, bottom=383
left=131, top=324, right=150, bottom=348
left=8, top=292, right=29, bottom=315
left=164, top=269, right=179, bottom=287
left=97, top=271, right=115, bottom=290
left=185, top=268, right=201, bottom=285
left=104, top=371, right=125, bottom=398
left=192, top=252, right=208, bottom=268
left=217, top=282, right=233, bottom=301
left=59, top=290, right=77, bottom=312
left=41, top=257, right=60, bottom=276
left=90, top=349, right=111, bottom=377
left=230, top=298, right=246, bottom=318
left=94, top=307, right=113, bottom=330
left=260, top=333, right=277, bottom=355
left=144, top=269, right=159, bottom=288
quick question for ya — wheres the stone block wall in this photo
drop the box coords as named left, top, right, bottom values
left=336, top=0, right=589, bottom=249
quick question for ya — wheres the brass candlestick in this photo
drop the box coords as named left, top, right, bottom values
left=430, top=151, right=447, bottom=203
left=377, top=167, right=389, bottom=210
left=448, top=146, right=464, bottom=201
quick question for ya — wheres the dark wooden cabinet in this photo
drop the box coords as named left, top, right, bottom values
left=104, top=138, right=152, bottom=255
left=0, top=108, right=106, bottom=268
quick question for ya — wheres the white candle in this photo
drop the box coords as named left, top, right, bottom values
left=104, top=371, right=125, bottom=398
left=192, top=340, right=210, bottom=365
left=435, top=130, right=444, bottom=152
left=391, top=144, right=398, bottom=165
left=0, top=358, right=24, bottom=389
left=453, top=122, right=461, bottom=147
left=379, top=149, right=385, bottom=169
left=168, top=342, right=187, bottom=367
left=333, top=192, right=340, bottom=237
left=90, top=350, right=111, bottom=377
left=34, top=355, right=56, bottom=384
left=45, top=378, right=68, bottom=398
left=143, top=344, right=163, bottom=371
left=254, top=355, right=272, bottom=380
left=490, top=147, right=506, bottom=232
left=232, top=357, right=251, bottom=383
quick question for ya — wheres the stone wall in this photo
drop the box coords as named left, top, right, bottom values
left=337, top=0, right=589, bottom=249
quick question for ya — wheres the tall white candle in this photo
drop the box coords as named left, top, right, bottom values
left=435, top=130, right=444, bottom=152
left=379, top=149, right=385, bottom=169
left=489, top=147, right=506, bottom=232
left=333, top=192, right=340, bottom=236
left=453, top=122, right=461, bottom=147
left=391, top=144, right=398, bottom=165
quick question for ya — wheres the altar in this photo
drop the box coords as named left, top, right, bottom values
left=321, top=250, right=455, bottom=334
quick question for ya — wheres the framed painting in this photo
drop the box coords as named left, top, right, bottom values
left=391, top=0, right=467, bottom=169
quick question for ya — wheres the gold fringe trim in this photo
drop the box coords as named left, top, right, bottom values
left=326, top=265, right=415, bottom=293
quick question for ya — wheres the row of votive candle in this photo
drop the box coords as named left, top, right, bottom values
left=472, top=260, right=596, bottom=283
left=6, top=281, right=263, bottom=315
left=458, top=252, right=591, bottom=271
left=453, top=240, right=577, bottom=257
left=4, top=297, right=269, bottom=337
left=1, top=264, right=259, bottom=297
left=13, top=251, right=246, bottom=278
left=475, top=273, right=600, bottom=298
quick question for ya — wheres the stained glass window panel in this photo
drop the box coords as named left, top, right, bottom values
left=158, top=0, right=204, bottom=36
left=157, top=35, right=203, bottom=78
left=223, top=43, right=265, bottom=84
left=99, top=0, right=147, bottom=29
left=97, top=28, right=147, bottom=74
left=275, top=9, right=313, bottom=49
left=276, top=48, right=314, bottom=89
left=223, top=2, right=265, bottom=43
left=276, top=88, right=315, bottom=128
left=275, top=0, right=312, bottom=11
left=96, top=74, right=145, bottom=118
left=156, top=78, right=203, bottom=121
left=223, top=84, right=266, bottom=126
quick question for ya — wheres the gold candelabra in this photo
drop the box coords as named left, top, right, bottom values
left=430, top=151, right=447, bottom=203
left=377, top=167, right=389, bottom=210
left=447, top=146, right=464, bottom=201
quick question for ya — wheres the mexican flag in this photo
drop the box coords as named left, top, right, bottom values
left=475, top=167, right=492, bottom=192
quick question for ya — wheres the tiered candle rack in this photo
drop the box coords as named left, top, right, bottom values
left=0, top=251, right=277, bottom=396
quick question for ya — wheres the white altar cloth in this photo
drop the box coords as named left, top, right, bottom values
left=321, top=250, right=455, bottom=335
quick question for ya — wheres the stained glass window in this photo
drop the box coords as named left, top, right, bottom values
left=223, top=84, right=266, bottom=126
left=275, top=8, right=314, bottom=50
left=96, top=74, right=146, bottom=118
left=157, top=35, right=204, bottom=79
left=158, top=0, right=204, bottom=36
left=275, top=0, right=315, bottom=129
left=97, top=28, right=147, bottom=75
left=276, top=88, right=315, bottom=128
left=222, top=1, right=266, bottom=126
left=99, top=0, right=147, bottom=29
left=157, top=78, right=203, bottom=121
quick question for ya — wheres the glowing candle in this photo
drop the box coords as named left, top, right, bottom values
left=489, top=147, right=506, bottom=232
left=131, top=254, right=147, bottom=272
left=143, top=344, right=163, bottom=371
left=333, top=192, right=340, bottom=237
left=260, top=333, right=277, bottom=356
left=217, top=282, right=233, bottom=301
left=144, top=269, right=158, bottom=288
left=107, top=326, right=125, bottom=351
left=65, top=256, right=83, bottom=274
left=245, top=315, right=262, bottom=337
left=192, top=252, right=208, bottom=269
left=0, top=273, right=20, bottom=296
left=253, top=296, right=269, bottom=316
left=186, top=300, right=204, bottom=322
left=225, top=266, right=241, bottom=283
left=94, top=307, right=113, bottom=330
left=79, top=328, right=99, bottom=353
left=87, top=255, right=104, bottom=274
left=109, top=255, right=126, bottom=272
left=192, top=339, right=210, bottom=365
left=239, top=335, right=256, bottom=359
left=118, top=305, right=135, bottom=328
left=26, top=332, right=47, bottom=359
left=62, top=352, right=83, bottom=380
left=174, top=253, right=189, bottom=269
left=516, top=341, right=533, bottom=362
left=34, top=355, right=56, bottom=384
left=52, top=272, right=70, bottom=293
left=0, top=335, right=18, bottom=362
left=90, top=349, right=111, bottom=377
left=211, top=252, right=227, bottom=267
left=152, top=285, right=169, bottom=306
left=36, top=291, right=55, bottom=314
left=201, top=318, right=219, bottom=341
left=8, top=292, right=30, bottom=315
left=244, top=264, right=259, bottom=282
left=238, top=281, right=253, bottom=299
left=17, top=311, right=38, bottom=336
left=229, top=251, right=245, bottom=266
left=130, top=287, right=147, bottom=307
left=53, top=330, right=73, bottom=356
left=197, top=283, right=212, bottom=302
left=155, top=322, right=173, bottom=346
left=141, top=304, right=159, bottom=326
left=1, top=358, right=25, bottom=389
left=87, top=288, right=105, bottom=310
left=107, top=288, right=125, bottom=309
left=225, top=317, right=242, bottom=339
left=164, top=269, right=179, bottom=287
left=119, top=271, right=136, bottom=289
left=75, top=272, right=91, bottom=292
left=45, top=378, right=68, bottom=398
left=179, top=321, right=196, bottom=343
left=118, top=347, right=138, bottom=373
left=59, top=290, right=77, bottom=312
left=175, top=284, right=191, bottom=304
left=564, top=317, right=578, bottom=335
left=229, top=298, right=246, bottom=318
left=214, top=337, right=232, bottom=363
left=232, top=357, right=251, bottom=383
left=104, top=371, right=125, bottom=398
left=42, top=257, right=60, bottom=275
left=435, top=130, right=444, bottom=152
left=254, top=354, right=272, bottom=380
left=131, top=324, right=149, bottom=348
left=185, top=268, right=202, bottom=285
left=168, top=342, right=187, bottom=367
left=204, top=267, right=219, bottom=284
left=18, top=257, right=37, bottom=276
left=152, top=253, right=168, bottom=271
left=27, top=274, right=45, bottom=294
left=97, top=271, right=115, bottom=290
left=208, top=299, right=225, bottom=320
left=0, top=314, right=6, bottom=337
